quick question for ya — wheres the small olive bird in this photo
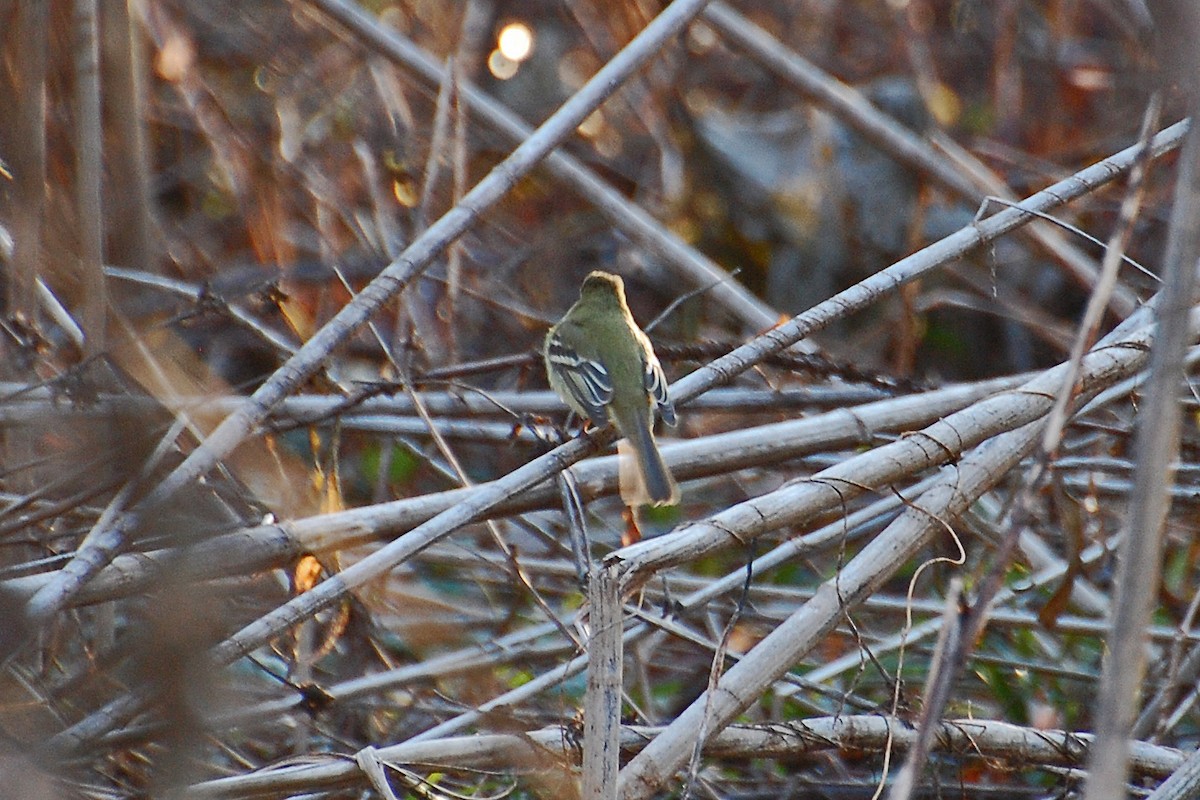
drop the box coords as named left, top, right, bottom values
left=543, top=270, right=679, bottom=506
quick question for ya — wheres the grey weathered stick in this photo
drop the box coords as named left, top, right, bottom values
left=74, top=0, right=106, bottom=357
left=1135, top=639, right=1200, bottom=740
left=9, top=0, right=48, bottom=320
left=887, top=581, right=964, bottom=800
left=0, top=384, right=903, bottom=418
left=1041, top=95, right=1161, bottom=456
left=104, top=266, right=300, bottom=357
left=24, top=0, right=719, bottom=630
left=1148, top=746, right=1200, bottom=800
left=100, top=0, right=155, bottom=279
left=583, top=564, right=624, bottom=800
left=792, top=534, right=1118, bottom=688
left=180, top=716, right=1185, bottom=799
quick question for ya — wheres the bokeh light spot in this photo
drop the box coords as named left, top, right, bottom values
left=497, top=22, right=534, bottom=62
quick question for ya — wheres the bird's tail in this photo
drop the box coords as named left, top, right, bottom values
left=618, top=414, right=679, bottom=507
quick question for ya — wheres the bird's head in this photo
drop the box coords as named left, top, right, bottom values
left=579, top=270, right=626, bottom=307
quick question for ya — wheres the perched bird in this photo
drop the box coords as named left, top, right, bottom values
left=544, top=270, right=679, bottom=506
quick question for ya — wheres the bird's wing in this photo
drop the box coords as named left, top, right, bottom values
left=546, top=332, right=612, bottom=426
left=640, top=335, right=677, bottom=427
